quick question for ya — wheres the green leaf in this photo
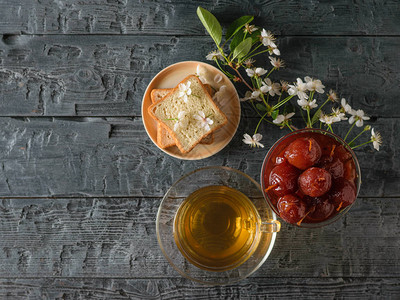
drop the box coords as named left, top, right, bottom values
left=229, top=28, right=260, bottom=53
left=271, top=110, right=279, bottom=120
left=197, top=6, right=222, bottom=46
left=229, top=30, right=244, bottom=52
left=232, top=37, right=252, bottom=60
left=250, top=29, right=261, bottom=44
left=311, top=109, right=322, bottom=125
left=256, top=103, right=267, bottom=111
left=226, top=15, right=254, bottom=41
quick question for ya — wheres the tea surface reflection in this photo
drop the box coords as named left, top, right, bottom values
left=174, top=185, right=262, bottom=271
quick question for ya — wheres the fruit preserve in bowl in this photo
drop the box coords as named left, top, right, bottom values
left=261, top=128, right=361, bottom=228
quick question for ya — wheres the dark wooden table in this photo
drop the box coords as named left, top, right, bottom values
left=0, top=1, right=399, bottom=298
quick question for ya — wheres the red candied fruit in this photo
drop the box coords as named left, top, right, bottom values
left=275, top=155, right=287, bottom=165
left=275, top=148, right=287, bottom=165
left=319, top=141, right=337, bottom=157
left=277, top=194, right=307, bottom=224
left=305, top=198, right=335, bottom=222
left=333, top=145, right=353, bottom=162
left=299, top=167, right=332, bottom=197
left=343, top=160, right=357, bottom=182
left=330, top=178, right=357, bottom=211
left=319, top=156, right=344, bottom=179
left=267, top=162, right=300, bottom=197
left=284, top=137, right=322, bottom=170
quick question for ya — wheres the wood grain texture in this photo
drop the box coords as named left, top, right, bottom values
left=0, top=117, right=396, bottom=197
left=0, top=0, right=399, bottom=298
left=0, top=35, right=398, bottom=117
left=0, top=0, right=399, bottom=35
left=0, top=277, right=399, bottom=299
left=0, top=197, right=398, bottom=279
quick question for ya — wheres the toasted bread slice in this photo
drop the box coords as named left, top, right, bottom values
left=150, top=86, right=214, bottom=149
left=151, top=89, right=178, bottom=148
left=148, top=75, right=227, bottom=153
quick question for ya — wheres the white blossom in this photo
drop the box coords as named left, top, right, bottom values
left=349, top=109, right=370, bottom=127
left=280, top=80, right=289, bottom=92
left=173, top=111, right=188, bottom=131
left=213, top=74, right=223, bottom=83
left=244, top=58, right=255, bottom=68
left=297, top=98, right=318, bottom=110
left=245, top=69, right=254, bottom=77
left=371, top=128, right=382, bottom=151
left=240, top=90, right=262, bottom=102
left=246, top=67, right=268, bottom=77
left=273, top=112, right=295, bottom=124
left=178, top=81, right=192, bottom=103
left=244, top=24, right=258, bottom=34
left=305, top=76, right=325, bottom=94
left=260, top=78, right=281, bottom=96
left=319, top=113, right=335, bottom=125
left=213, top=85, right=228, bottom=106
left=341, top=98, right=352, bottom=113
left=243, top=133, right=264, bottom=148
left=269, top=56, right=285, bottom=69
left=328, top=89, right=338, bottom=102
left=268, top=45, right=280, bottom=56
left=331, top=108, right=347, bottom=122
left=194, top=111, right=213, bottom=132
left=260, top=29, right=276, bottom=48
left=288, top=78, right=309, bottom=101
left=308, top=99, right=318, bottom=109
left=206, top=50, right=225, bottom=61
left=196, top=65, right=214, bottom=85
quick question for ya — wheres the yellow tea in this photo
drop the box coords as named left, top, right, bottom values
left=173, top=185, right=261, bottom=271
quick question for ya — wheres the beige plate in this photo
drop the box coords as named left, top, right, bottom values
left=142, top=61, right=241, bottom=160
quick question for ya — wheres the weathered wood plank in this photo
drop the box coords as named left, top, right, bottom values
left=0, top=2, right=396, bottom=297
left=0, top=117, right=395, bottom=197
left=0, top=277, right=399, bottom=299
left=0, top=35, right=398, bottom=117
left=0, top=197, right=398, bottom=279
left=0, top=0, right=400, bottom=36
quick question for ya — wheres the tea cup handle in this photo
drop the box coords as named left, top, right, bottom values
left=260, top=219, right=281, bottom=233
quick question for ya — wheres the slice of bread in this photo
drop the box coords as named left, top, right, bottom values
left=148, top=75, right=227, bottom=153
left=151, top=86, right=214, bottom=149
left=151, top=89, right=178, bottom=148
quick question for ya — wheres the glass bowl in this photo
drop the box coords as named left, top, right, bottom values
left=261, top=128, right=361, bottom=228
left=156, top=166, right=280, bottom=285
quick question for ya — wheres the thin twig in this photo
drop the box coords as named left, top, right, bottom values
left=233, top=67, right=254, bottom=91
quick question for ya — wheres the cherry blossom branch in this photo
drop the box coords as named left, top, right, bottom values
left=344, top=122, right=356, bottom=141
left=311, top=97, right=330, bottom=125
left=271, top=95, right=294, bottom=110
left=306, top=107, right=312, bottom=128
left=197, top=7, right=381, bottom=151
left=254, top=111, right=269, bottom=135
left=215, top=59, right=234, bottom=79
left=348, top=126, right=370, bottom=146
left=351, top=140, right=373, bottom=149
left=233, top=67, right=254, bottom=91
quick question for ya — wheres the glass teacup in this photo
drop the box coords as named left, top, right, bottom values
left=156, top=166, right=280, bottom=285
